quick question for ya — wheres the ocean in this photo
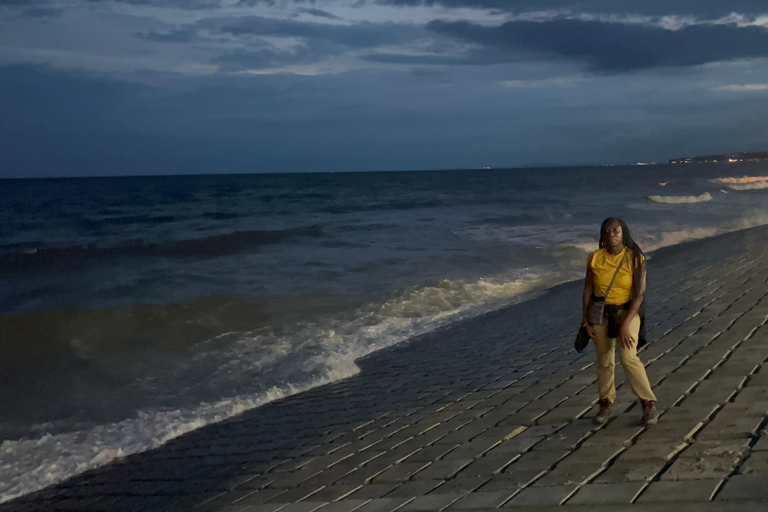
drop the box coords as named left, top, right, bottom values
left=1, top=163, right=767, bottom=501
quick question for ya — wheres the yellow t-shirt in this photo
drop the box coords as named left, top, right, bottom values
left=589, top=247, right=644, bottom=305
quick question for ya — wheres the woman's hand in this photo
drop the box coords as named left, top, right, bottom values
left=584, top=324, right=598, bottom=341
left=619, top=321, right=635, bottom=349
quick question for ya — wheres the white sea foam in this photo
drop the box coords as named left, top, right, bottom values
left=724, top=181, right=768, bottom=191
left=648, top=192, right=713, bottom=204
left=565, top=242, right=598, bottom=253
left=637, top=227, right=721, bottom=252
left=633, top=210, right=768, bottom=252
left=0, top=269, right=579, bottom=503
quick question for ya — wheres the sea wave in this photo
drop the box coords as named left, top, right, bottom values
left=0, top=268, right=576, bottom=503
left=723, top=181, right=768, bottom=191
left=0, top=225, right=324, bottom=272
left=648, top=192, right=713, bottom=204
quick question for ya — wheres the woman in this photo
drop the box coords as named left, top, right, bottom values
left=583, top=218, right=658, bottom=426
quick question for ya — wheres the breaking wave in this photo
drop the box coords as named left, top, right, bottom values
left=724, top=181, right=768, bottom=191
left=0, top=269, right=576, bottom=503
left=648, top=192, right=713, bottom=204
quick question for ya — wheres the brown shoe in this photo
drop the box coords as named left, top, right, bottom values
left=641, top=400, right=658, bottom=426
left=593, top=398, right=612, bottom=425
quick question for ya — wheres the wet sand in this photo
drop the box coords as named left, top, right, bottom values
left=3, top=225, right=768, bottom=512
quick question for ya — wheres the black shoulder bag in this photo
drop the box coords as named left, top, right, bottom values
left=575, top=251, right=628, bottom=353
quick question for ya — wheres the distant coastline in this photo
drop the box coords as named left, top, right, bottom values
left=669, top=151, right=768, bottom=164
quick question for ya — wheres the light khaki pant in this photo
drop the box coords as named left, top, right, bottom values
left=593, top=312, right=657, bottom=403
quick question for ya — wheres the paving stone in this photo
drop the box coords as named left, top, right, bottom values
left=482, top=437, right=544, bottom=456
left=534, top=406, right=592, bottom=425
left=717, top=474, right=768, bottom=501
left=502, top=484, right=577, bottom=507
left=444, top=490, right=515, bottom=510
left=266, top=486, right=325, bottom=504
left=307, top=486, right=362, bottom=503
left=268, top=471, right=323, bottom=489
left=593, top=458, right=668, bottom=483
left=197, top=503, right=262, bottom=512
left=276, top=502, right=328, bottom=512
left=661, top=454, right=740, bottom=481
left=531, top=461, right=604, bottom=487
left=196, top=489, right=261, bottom=509
left=346, top=485, right=400, bottom=500
left=477, top=469, right=545, bottom=492
left=354, top=498, right=413, bottom=512
left=697, top=416, right=764, bottom=440
left=738, top=451, right=768, bottom=474
left=636, top=479, right=723, bottom=503
left=567, top=482, right=646, bottom=504
left=684, top=440, right=751, bottom=459
left=384, top=481, right=444, bottom=499
left=439, top=440, right=500, bottom=460
left=470, top=426, right=527, bottom=441
left=411, top=459, right=471, bottom=481
left=507, top=450, right=566, bottom=471
left=224, top=497, right=287, bottom=511
left=620, top=441, right=688, bottom=461
left=300, top=467, right=360, bottom=488
left=314, top=500, right=371, bottom=512
left=334, top=466, right=391, bottom=487
left=372, top=463, right=432, bottom=484
left=459, top=455, right=518, bottom=477
left=398, top=493, right=464, bottom=512
left=427, top=477, right=490, bottom=495
left=220, top=489, right=289, bottom=505
left=649, top=420, right=705, bottom=440
left=752, top=434, right=768, bottom=451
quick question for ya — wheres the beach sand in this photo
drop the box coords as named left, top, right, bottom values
left=3, top=225, right=768, bottom=511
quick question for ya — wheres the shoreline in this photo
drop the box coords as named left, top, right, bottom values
left=3, top=224, right=768, bottom=510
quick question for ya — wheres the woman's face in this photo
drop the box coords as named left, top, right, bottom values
left=604, top=220, right=624, bottom=250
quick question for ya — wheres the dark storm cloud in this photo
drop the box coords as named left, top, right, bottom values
left=378, top=0, right=768, bottom=17
left=210, top=16, right=420, bottom=70
left=219, top=16, right=404, bottom=47
left=92, top=0, right=221, bottom=6
left=295, top=8, right=341, bottom=20
left=427, top=19, right=768, bottom=73
left=361, top=52, right=499, bottom=66
left=136, top=26, right=201, bottom=43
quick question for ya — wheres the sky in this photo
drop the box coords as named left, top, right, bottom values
left=2, top=0, right=768, bottom=177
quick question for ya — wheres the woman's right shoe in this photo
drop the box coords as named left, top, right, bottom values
left=593, top=398, right=612, bottom=425
left=641, top=400, right=658, bottom=426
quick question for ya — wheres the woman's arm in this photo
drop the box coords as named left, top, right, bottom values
left=583, top=254, right=598, bottom=339
left=582, top=264, right=594, bottom=324
left=626, top=256, right=646, bottom=323
left=620, top=255, right=646, bottom=347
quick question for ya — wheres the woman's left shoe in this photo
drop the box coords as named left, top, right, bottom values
left=641, top=400, right=658, bottom=426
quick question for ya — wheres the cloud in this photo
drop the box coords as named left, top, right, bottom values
left=378, top=1, right=768, bottom=18
left=210, top=16, right=422, bottom=70
left=86, top=0, right=226, bottom=8
left=295, top=8, right=341, bottom=20
left=716, top=83, right=768, bottom=92
left=219, top=16, right=406, bottom=48
left=360, top=52, right=498, bottom=66
left=426, top=19, right=768, bottom=72
left=135, top=26, right=201, bottom=43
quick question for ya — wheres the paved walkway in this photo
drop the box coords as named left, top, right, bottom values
left=3, top=226, right=768, bottom=512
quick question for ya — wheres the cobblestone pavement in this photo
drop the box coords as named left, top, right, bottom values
left=4, top=226, right=768, bottom=512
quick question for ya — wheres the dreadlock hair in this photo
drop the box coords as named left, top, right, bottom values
left=599, top=217, right=645, bottom=268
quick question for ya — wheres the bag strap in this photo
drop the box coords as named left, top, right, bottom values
left=603, top=250, right=629, bottom=299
